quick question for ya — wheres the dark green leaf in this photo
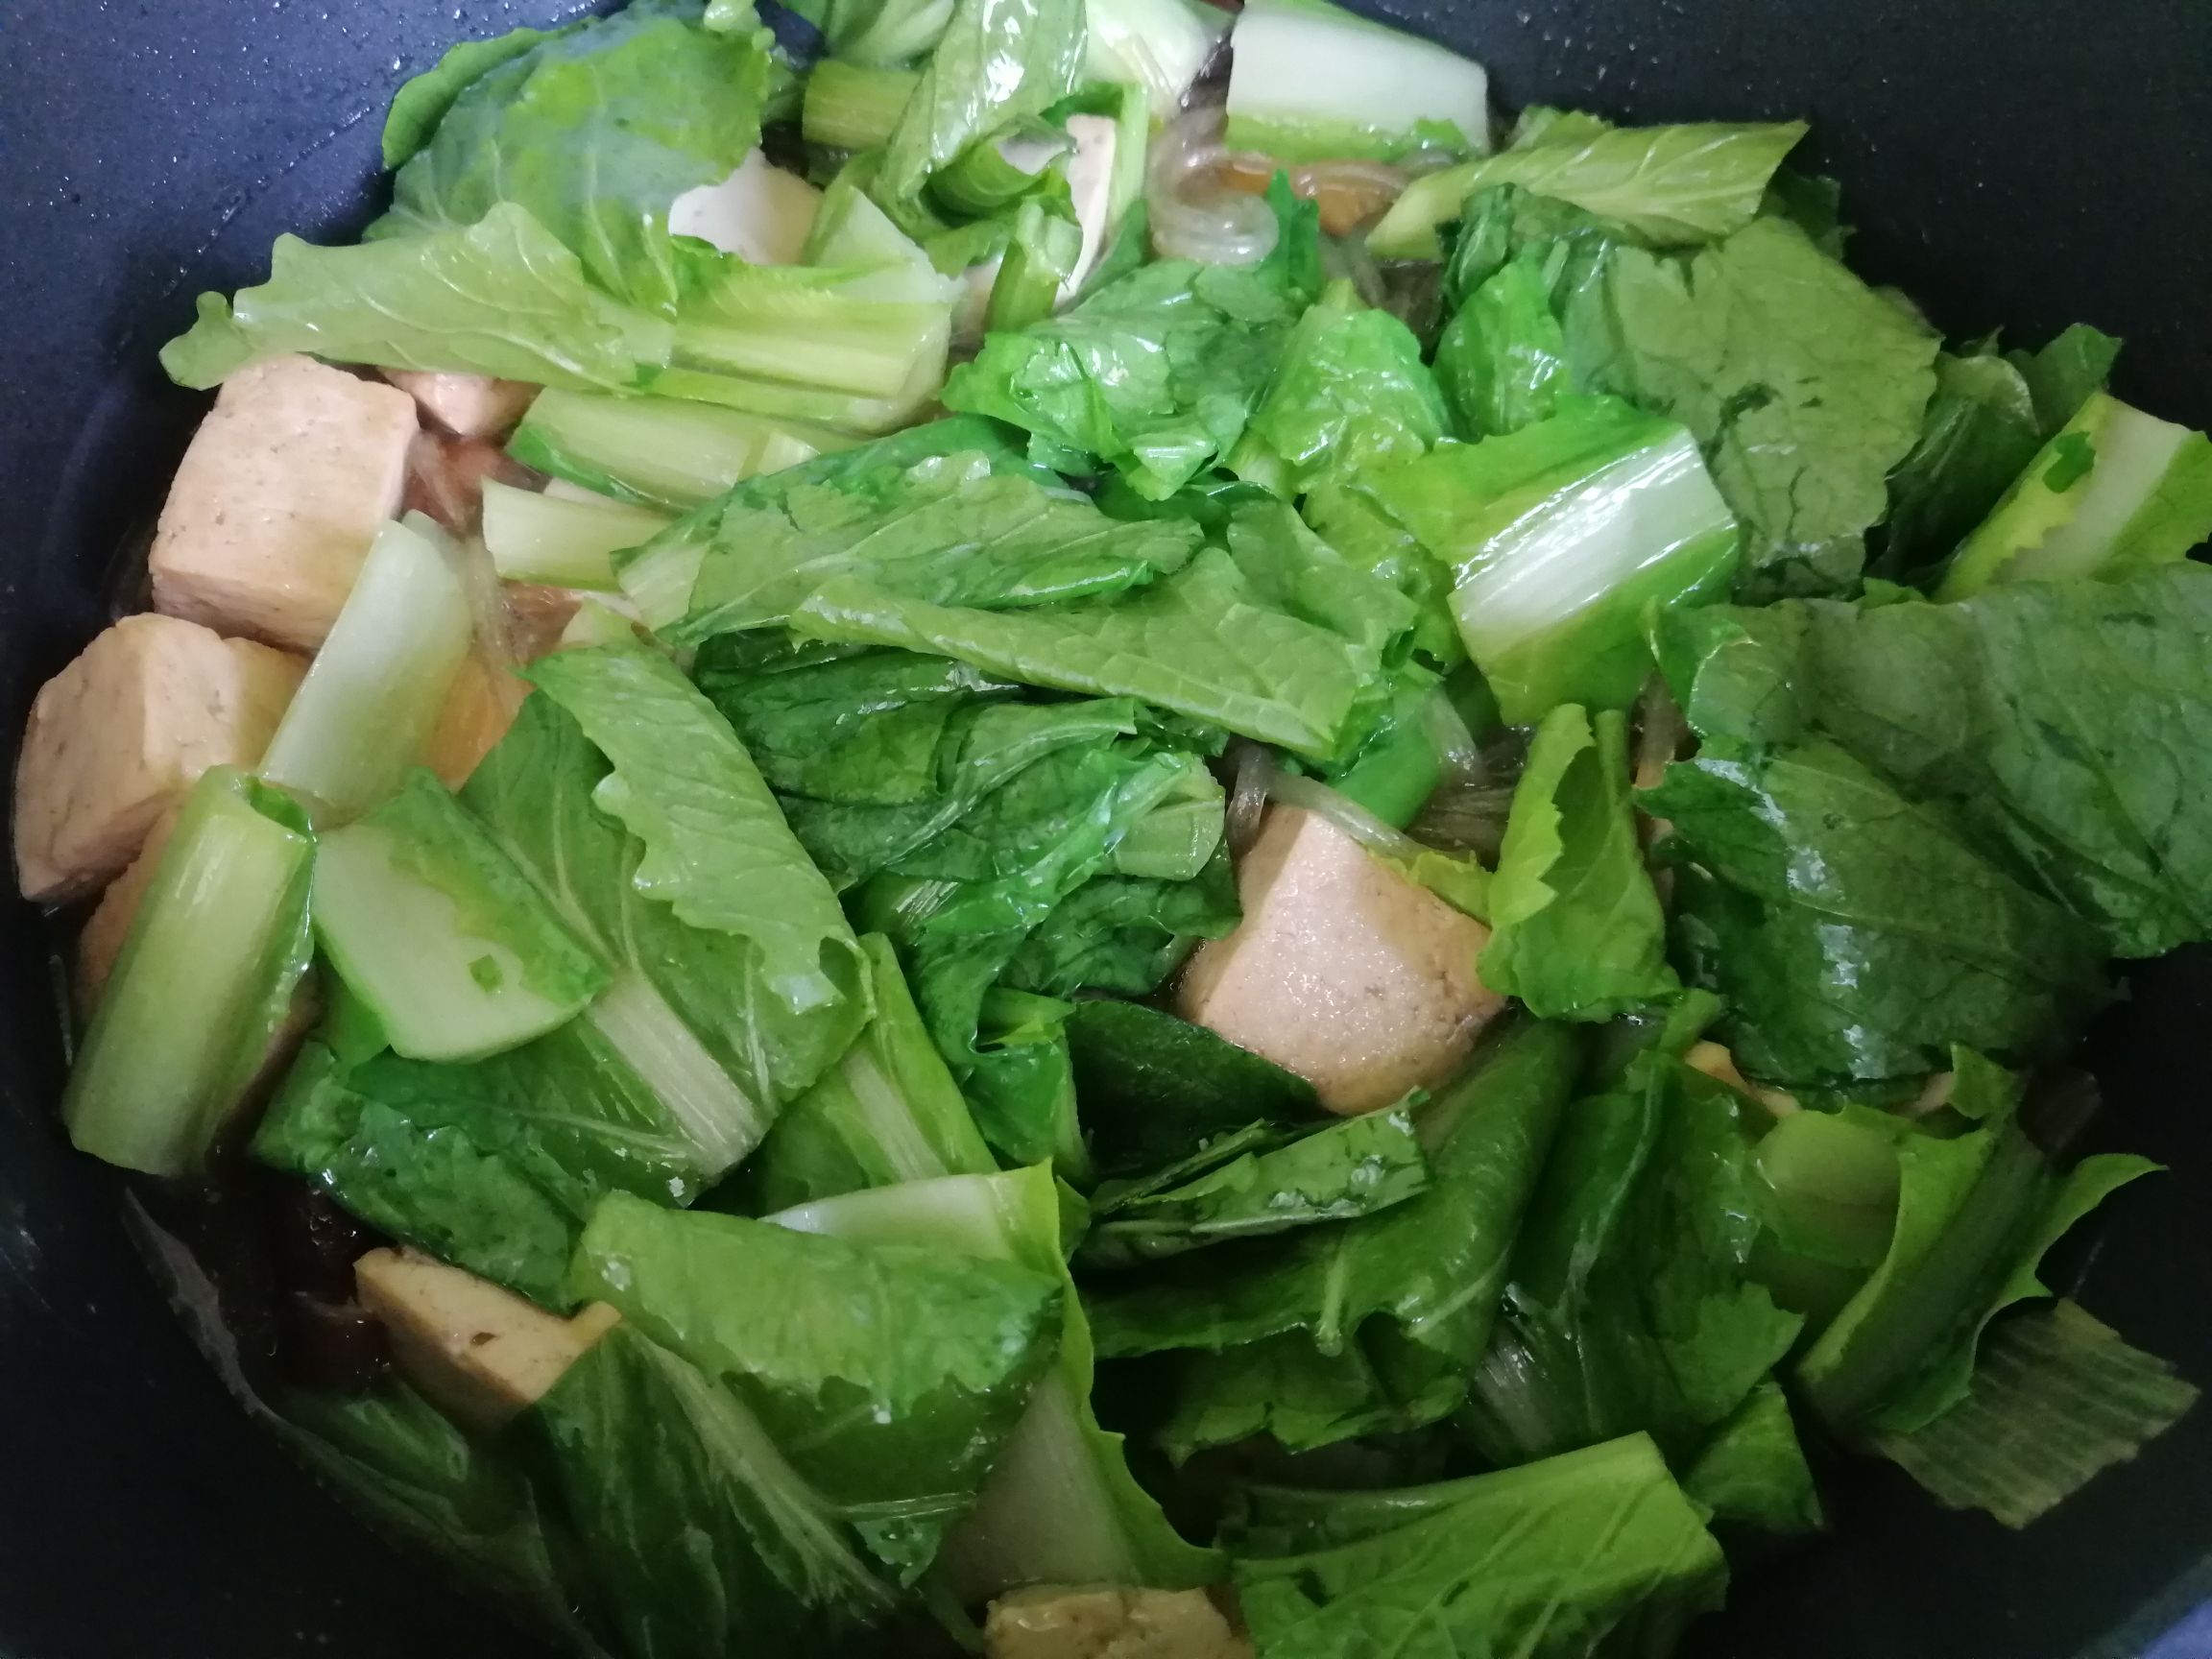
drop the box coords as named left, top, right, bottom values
left=1794, top=1074, right=2158, bottom=1436
left=1062, top=998, right=1324, bottom=1177
left=1584, top=217, right=1940, bottom=595
left=942, top=180, right=1322, bottom=497
left=1227, top=1433, right=1728, bottom=1659
left=279, top=1382, right=585, bottom=1641
left=1678, top=1379, right=1823, bottom=1535
left=1092, top=1021, right=1579, bottom=1435
left=1646, top=744, right=2109, bottom=1084
left=1467, top=1059, right=1802, bottom=1469
left=254, top=1032, right=704, bottom=1308
left=794, top=545, right=1391, bottom=760
left=1080, top=1106, right=1431, bottom=1268
left=623, top=447, right=1198, bottom=646
left=531, top=1323, right=900, bottom=1654
left=571, top=1191, right=1063, bottom=1581
left=1653, top=565, right=2212, bottom=958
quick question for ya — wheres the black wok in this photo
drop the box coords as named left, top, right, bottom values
left=2, top=1, right=2210, bottom=1653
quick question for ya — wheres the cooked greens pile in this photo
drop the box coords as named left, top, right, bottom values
left=53, top=0, right=2212, bottom=1652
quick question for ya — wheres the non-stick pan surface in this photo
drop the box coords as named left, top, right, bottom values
left=3, top=3, right=2209, bottom=1654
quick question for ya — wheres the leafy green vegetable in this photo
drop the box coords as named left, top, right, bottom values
left=531, top=1322, right=900, bottom=1654
left=1869, top=1299, right=2198, bottom=1527
left=1064, top=998, right=1322, bottom=1176
left=258, top=514, right=475, bottom=823
left=629, top=452, right=1196, bottom=647
left=463, top=692, right=863, bottom=1167
left=1679, top=1380, right=1823, bottom=1535
left=1319, top=673, right=1454, bottom=829
left=929, top=118, right=1072, bottom=218
left=1347, top=397, right=1739, bottom=721
left=381, top=24, right=580, bottom=170
left=372, top=7, right=774, bottom=315
left=656, top=248, right=959, bottom=435
left=1227, top=1433, right=1728, bottom=1658
left=854, top=745, right=1202, bottom=1064
left=525, top=643, right=864, bottom=1019
left=695, top=639, right=1017, bottom=809
left=696, top=623, right=1230, bottom=1108
left=1227, top=280, right=1449, bottom=497
left=1467, top=1054, right=1804, bottom=1490
left=1081, top=1106, right=1431, bottom=1268
left=1154, top=1335, right=1405, bottom=1465
left=1094, top=1021, right=1578, bottom=1437
left=571, top=1190, right=1063, bottom=1580
left=1646, top=744, right=2109, bottom=1085
left=311, top=770, right=609, bottom=1063
left=802, top=60, right=922, bottom=151
left=998, top=851, right=1239, bottom=998
left=610, top=418, right=1176, bottom=645
left=1084, top=0, right=1227, bottom=119
left=771, top=1166, right=1220, bottom=1594
left=1371, top=119, right=1808, bottom=260
left=983, top=197, right=1086, bottom=332
left=256, top=1029, right=705, bottom=1307
left=876, top=0, right=1086, bottom=206
left=64, top=769, right=312, bottom=1180
left=1434, top=246, right=1571, bottom=439
left=482, top=478, right=674, bottom=590
left=1936, top=391, right=2212, bottom=597
left=735, top=935, right=999, bottom=1214
left=781, top=0, right=955, bottom=65
left=1439, top=179, right=1624, bottom=312
left=2009, top=322, right=2124, bottom=435
left=1221, top=0, right=1488, bottom=165
left=278, top=1382, right=585, bottom=1642
left=1481, top=705, right=1677, bottom=1021
left=1583, top=217, right=1940, bottom=595
left=1654, top=565, right=2212, bottom=958
left=162, top=204, right=674, bottom=391
left=942, top=180, right=1321, bottom=497
left=967, top=988, right=1088, bottom=1179
left=794, top=543, right=1389, bottom=760
left=1875, top=325, right=2118, bottom=581
left=1794, top=1071, right=2158, bottom=1436
left=507, top=389, right=848, bottom=513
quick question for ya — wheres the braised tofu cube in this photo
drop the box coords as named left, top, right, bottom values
left=354, top=1247, right=621, bottom=1433
left=669, top=149, right=823, bottom=265
left=150, top=355, right=417, bottom=650
left=985, top=1586, right=1251, bottom=1659
left=384, top=371, right=538, bottom=441
left=13, top=614, right=304, bottom=902
left=1176, top=806, right=1506, bottom=1114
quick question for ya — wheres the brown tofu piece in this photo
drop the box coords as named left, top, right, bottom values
left=1176, top=806, right=1507, bottom=1114
left=355, top=1248, right=620, bottom=1433
left=14, top=613, right=304, bottom=902
left=985, top=1587, right=1251, bottom=1659
left=150, top=355, right=417, bottom=650
left=384, top=371, right=539, bottom=440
